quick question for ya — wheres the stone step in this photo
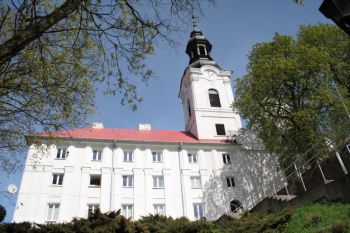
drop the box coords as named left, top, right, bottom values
left=271, top=194, right=297, bottom=201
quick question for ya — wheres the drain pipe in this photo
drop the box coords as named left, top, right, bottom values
left=177, top=142, right=186, bottom=216
left=110, top=140, right=117, bottom=211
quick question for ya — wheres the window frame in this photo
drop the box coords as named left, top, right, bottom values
left=152, top=151, right=163, bottom=163
left=199, top=46, right=206, bottom=55
left=153, top=204, right=166, bottom=215
left=87, top=204, right=100, bottom=217
left=208, top=89, right=221, bottom=107
left=89, top=174, right=102, bottom=187
left=215, top=124, right=226, bottom=136
left=46, top=203, right=60, bottom=222
left=223, top=154, right=231, bottom=164
left=92, top=150, right=102, bottom=161
left=123, top=151, right=133, bottom=162
left=52, top=173, right=64, bottom=186
left=230, top=200, right=242, bottom=213
left=56, top=148, right=68, bottom=159
left=226, top=177, right=235, bottom=188
left=121, top=204, right=134, bottom=219
left=152, top=176, right=164, bottom=189
left=122, top=175, right=134, bottom=188
left=190, top=176, right=202, bottom=189
left=193, top=203, right=204, bottom=220
left=188, top=153, right=198, bottom=164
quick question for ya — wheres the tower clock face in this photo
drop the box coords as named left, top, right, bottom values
left=205, top=70, right=216, bottom=80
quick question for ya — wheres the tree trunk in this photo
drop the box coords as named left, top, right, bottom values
left=0, top=0, right=82, bottom=65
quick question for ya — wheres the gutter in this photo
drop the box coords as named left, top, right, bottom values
left=110, top=140, right=117, bottom=211
left=178, top=142, right=186, bottom=216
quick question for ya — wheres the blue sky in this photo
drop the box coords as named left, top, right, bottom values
left=0, top=0, right=330, bottom=222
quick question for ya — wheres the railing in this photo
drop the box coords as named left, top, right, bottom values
left=243, top=131, right=350, bottom=212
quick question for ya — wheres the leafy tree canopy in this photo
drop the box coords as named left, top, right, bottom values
left=234, top=24, right=350, bottom=168
left=0, top=0, right=211, bottom=173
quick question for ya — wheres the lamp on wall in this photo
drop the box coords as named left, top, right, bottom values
left=319, top=0, right=350, bottom=35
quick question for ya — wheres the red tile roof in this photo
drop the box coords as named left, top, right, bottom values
left=37, top=128, right=234, bottom=144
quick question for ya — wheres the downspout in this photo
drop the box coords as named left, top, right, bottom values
left=178, top=142, right=186, bottom=216
left=110, top=140, right=117, bottom=211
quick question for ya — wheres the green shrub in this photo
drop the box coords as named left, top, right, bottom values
left=226, top=208, right=293, bottom=233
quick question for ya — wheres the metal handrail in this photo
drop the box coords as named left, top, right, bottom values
left=242, top=131, right=350, bottom=212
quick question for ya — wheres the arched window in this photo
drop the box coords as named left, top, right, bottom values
left=230, top=200, right=242, bottom=213
left=209, top=89, right=221, bottom=107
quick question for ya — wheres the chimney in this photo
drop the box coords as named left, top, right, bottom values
left=92, top=122, right=104, bottom=129
left=138, top=123, right=151, bottom=131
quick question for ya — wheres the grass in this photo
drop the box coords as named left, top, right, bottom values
left=221, top=202, right=350, bottom=233
left=281, top=202, right=350, bottom=233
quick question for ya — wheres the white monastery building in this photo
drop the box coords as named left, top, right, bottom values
left=13, top=25, right=282, bottom=223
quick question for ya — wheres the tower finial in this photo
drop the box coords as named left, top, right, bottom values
left=192, top=15, right=197, bottom=31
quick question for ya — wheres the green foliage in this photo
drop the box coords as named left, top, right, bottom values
left=307, top=214, right=322, bottom=226
left=234, top=24, right=350, bottom=168
left=283, top=203, right=350, bottom=233
left=1, top=203, right=350, bottom=233
left=227, top=208, right=293, bottom=233
left=0, top=205, right=6, bottom=222
left=329, top=221, right=350, bottom=233
left=140, top=215, right=218, bottom=233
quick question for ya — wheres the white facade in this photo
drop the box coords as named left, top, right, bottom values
left=13, top=139, right=281, bottom=223
left=179, top=65, right=242, bottom=139
left=13, top=27, right=283, bottom=223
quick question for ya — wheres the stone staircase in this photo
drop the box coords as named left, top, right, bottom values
left=271, top=195, right=297, bottom=202
left=251, top=173, right=350, bottom=213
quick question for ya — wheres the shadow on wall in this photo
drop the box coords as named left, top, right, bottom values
left=203, top=129, right=285, bottom=220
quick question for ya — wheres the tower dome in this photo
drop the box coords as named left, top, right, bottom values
left=185, top=16, right=220, bottom=69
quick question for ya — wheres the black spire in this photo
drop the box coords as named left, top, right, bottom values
left=185, top=16, right=220, bottom=68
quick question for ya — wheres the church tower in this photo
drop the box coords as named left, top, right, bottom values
left=179, top=20, right=242, bottom=140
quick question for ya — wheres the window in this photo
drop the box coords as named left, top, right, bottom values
left=87, top=204, right=99, bottom=216
left=199, top=46, right=206, bottom=55
left=90, top=175, right=101, bottom=187
left=56, top=148, right=68, bottom=159
left=124, top=151, right=133, bottom=162
left=193, top=203, right=204, bottom=220
left=92, top=150, right=102, bottom=161
left=122, top=175, right=134, bottom=187
left=153, top=176, right=164, bottom=188
left=215, top=124, right=226, bottom=135
left=122, top=205, right=134, bottom=219
left=226, top=177, right=235, bottom=187
left=190, top=176, right=202, bottom=189
left=223, top=154, right=231, bottom=164
left=154, top=204, right=165, bottom=215
left=152, top=152, right=162, bottom=163
left=208, top=89, right=221, bottom=107
left=188, top=153, right=198, bottom=163
left=52, top=174, right=64, bottom=186
left=46, top=204, right=60, bottom=221
left=230, top=200, right=242, bottom=213
left=188, top=100, right=192, bottom=117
